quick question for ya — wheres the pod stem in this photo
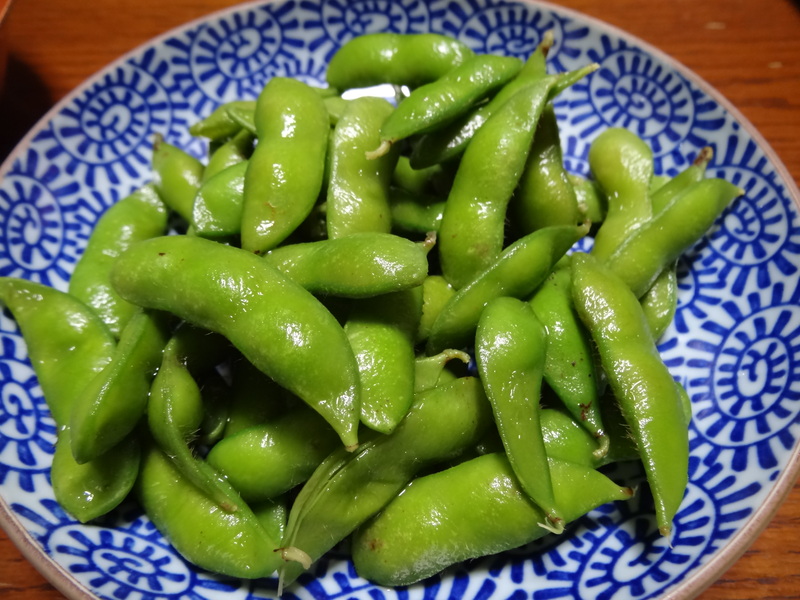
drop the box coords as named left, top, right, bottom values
left=365, top=139, right=393, bottom=160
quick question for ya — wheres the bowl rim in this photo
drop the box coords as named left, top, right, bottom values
left=0, top=1, right=799, bottom=599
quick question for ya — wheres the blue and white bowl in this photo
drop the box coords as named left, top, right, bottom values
left=1, top=0, right=799, bottom=599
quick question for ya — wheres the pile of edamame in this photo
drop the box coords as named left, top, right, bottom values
left=0, top=31, right=742, bottom=589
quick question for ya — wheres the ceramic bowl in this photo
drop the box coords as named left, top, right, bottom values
left=1, top=0, right=798, bottom=599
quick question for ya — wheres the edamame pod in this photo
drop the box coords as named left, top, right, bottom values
left=69, top=309, right=172, bottom=464
left=327, top=97, right=398, bottom=238
left=605, top=178, right=743, bottom=298
left=0, top=278, right=115, bottom=427
left=588, top=128, right=654, bottom=260
left=476, top=297, right=563, bottom=529
left=189, top=100, right=256, bottom=141
left=571, top=252, right=688, bottom=537
left=69, top=184, right=168, bottom=337
left=279, top=376, right=493, bottom=585
left=437, top=77, right=557, bottom=289
left=206, top=405, right=340, bottom=502
left=529, top=259, right=607, bottom=455
left=351, top=452, right=633, bottom=586
left=191, top=160, right=247, bottom=239
left=345, top=289, right=421, bottom=434
left=264, top=233, right=428, bottom=298
left=137, top=443, right=282, bottom=579
left=241, top=77, right=329, bottom=254
left=371, top=54, right=523, bottom=155
left=427, top=223, right=588, bottom=354
left=151, top=135, right=204, bottom=223
left=110, top=235, right=361, bottom=450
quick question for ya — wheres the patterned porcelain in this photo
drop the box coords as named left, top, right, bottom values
left=1, top=0, right=798, bottom=599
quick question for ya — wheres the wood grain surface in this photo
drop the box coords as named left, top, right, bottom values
left=1, top=0, right=799, bottom=599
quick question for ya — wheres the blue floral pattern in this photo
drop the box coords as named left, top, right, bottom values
left=1, top=0, right=799, bottom=599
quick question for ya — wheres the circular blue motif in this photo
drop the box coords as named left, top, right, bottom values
left=0, top=174, right=64, bottom=278
left=319, top=0, right=432, bottom=50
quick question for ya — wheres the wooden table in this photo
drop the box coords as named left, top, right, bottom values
left=1, top=0, right=798, bottom=598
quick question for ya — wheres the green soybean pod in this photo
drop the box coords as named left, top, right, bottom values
left=371, top=54, right=523, bottom=155
left=203, top=128, right=254, bottom=181
left=416, top=275, right=456, bottom=344
left=147, top=334, right=239, bottom=512
left=408, top=32, right=552, bottom=169
left=137, top=442, right=282, bottom=579
left=151, top=135, right=204, bottom=223
left=0, top=279, right=115, bottom=428
left=327, top=96, right=398, bottom=239
left=69, top=309, right=172, bottom=464
left=189, top=100, right=256, bottom=141
left=640, top=265, right=678, bottom=340
left=529, top=259, right=607, bottom=456
left=206, top=406, right=340, bottom=503
left=191, top=160, right=247, bottom=239
left=437, top=76, right=556, bottom=289
left=569, top=173, right=607, bottom=226
left=279, top=376, right=493, bottom=586
left=588, top=128, right=654, bottom=260
left=241, top=77, right=329, bottom=254
left=414, top=349, right=471, bottom=392
left=69, top=184, right=168, bottom=338
left=51, top=427, right=140, bottom=523
left=110, top=235, right=361, bottom=450
left=351, top=452, right=633, bottom=587
left=571, top=251, right=687, bottom=537
left=650, top=146, right=713, bottom=214
left=605, top=178, right=744, bottom=298
left=427, top=223, right=588, bottom=354
left=512, top=104, right=583, bottom=233
left=345, top=289, right=421, bottom=434
left=326, top=33, right=474, bottom=91
left=264, top=233, right=429, bottom=298
left=475, top=297, right=562, bottom=530
left=388, top=187, right=445, bottom=234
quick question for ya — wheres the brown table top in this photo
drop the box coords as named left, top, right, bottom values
left=1, top=0, right=799, bottom=598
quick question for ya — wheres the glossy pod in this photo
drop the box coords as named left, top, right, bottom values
left=51, top=427, right=140, bottom=523
left=241, top=77, right=329, bottom=254
left=151, top=135, right=204, bottom=223
left=373, top=54, right=523, bottom=152
left=69, top=309, right=172, bottom=464
left=137, top=443, right=282, bottom=579
left=0, top=277, right=115, bottom=428
left=279, top=376, right=493, bottom=585
left=351, top=452, right=633, bottom=587
left=263, top=233, right=429, bottom=298
left=345, top=289, right=421, bottom=434
left=325, top=33, right=474, bottom=90
left=327, top=96, right=398, bottom=239
left=427, top=223, right=588, bottom=354
left=68, top=184, right=168, bottom=337
left=207, top=406, right=340, bottom=502
left=588, top=128, right=653, bottom=260
left=529, top=259, right=607, bottom=455
left=571, top=252, right=688, bottom=537
left=605, top=178, right=743, bottom=298
left=475, top=297, right=562, bottom=527
left=437, top=77, right=556, bottom=289
left=110, top=235, right=361, bottom=450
